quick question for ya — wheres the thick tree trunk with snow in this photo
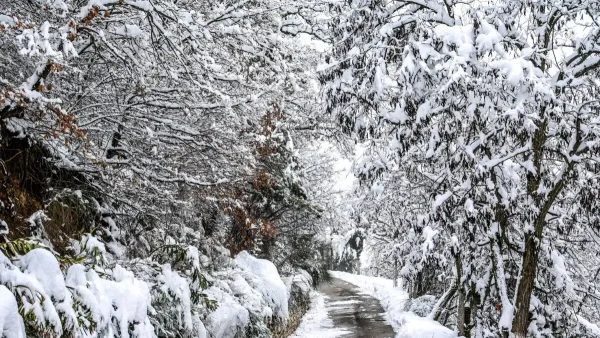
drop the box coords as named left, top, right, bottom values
left=511, top=117, right=547, bottom=336
left=457, top=287, right=466, bottom=336
left=512, top=234, right=540, bottom=337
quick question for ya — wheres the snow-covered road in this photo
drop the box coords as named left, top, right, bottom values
left=291, top=277, right=395, bottom=338
left=291, top=272, right=456, bottom=338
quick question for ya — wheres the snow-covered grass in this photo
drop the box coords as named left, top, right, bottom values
left=290, top=291, right=351, bottom=338
left=330, top=271, right=456, bottom=338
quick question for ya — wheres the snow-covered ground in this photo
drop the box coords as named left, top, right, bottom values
left=328, top=271, right=456, bottom=338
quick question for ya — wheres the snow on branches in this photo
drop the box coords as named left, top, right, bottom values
left=322, top=0, right=600, bottom=336
left=0, top=0, right=332, bottom=337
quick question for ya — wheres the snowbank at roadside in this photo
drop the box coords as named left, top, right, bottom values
left=330, top=271, right=456, bottom=338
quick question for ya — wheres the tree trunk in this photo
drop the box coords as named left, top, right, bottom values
left=393, top=256, right=398, bottom=288
left=330, top=246, right=334, bottom=270
left=512, top=115, right=570, bottom=336
left=457, top=288, right=466, bottom=336
left=412, top=271, right=423, bottom=298
left=511, top=115, right=548, bottom=337
left=455, top=254, right=466, bottom=336
left=512, top=234, right=540, bottom=337
left=466, top=282, right=477, bottom=338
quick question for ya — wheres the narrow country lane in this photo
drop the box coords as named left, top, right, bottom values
left=317, top=277, right=396, bottom=338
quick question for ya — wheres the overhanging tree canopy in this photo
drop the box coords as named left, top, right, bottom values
left=322, top=0, right=600, bottom=336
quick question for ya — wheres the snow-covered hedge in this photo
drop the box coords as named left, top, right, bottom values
left=0, top=285, right=25, bottom=338
left=0, top=247, right=154, bottom=338
left=0, top=241, right=312, bottom=338
left=276, top=270, right=313, bottom=338
left=205, top=251, right=313, bottom=338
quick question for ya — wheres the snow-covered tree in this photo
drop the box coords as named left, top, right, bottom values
left=322, top=0, right=600, bottom=336
left=0, top=0, right=334, bottom=337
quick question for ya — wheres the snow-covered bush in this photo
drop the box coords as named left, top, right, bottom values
left=0, top=232, right=216, bottom=338
left=205, top=250, right=293, bottom=338
left=404, top=295, right=437, bottom=317
left=0, top=234, right=314, bottom=338
left=0, top=285, right=25, bottom=338
left=274, top=271, right=313, bottom=338
left=146, top=243, right=213, bottom=338
left=0, top=244, right=154, bottom=338
left=235, top=251, right=289, bottom=320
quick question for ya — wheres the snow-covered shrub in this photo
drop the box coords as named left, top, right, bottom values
left=0, top=235, right=220, bottom=338
left=146, top=244, right=213, bottom=338
left=272, top=271, right=313, bottom=338
left=0, top=227, right=317, bottom=338
left=69, top=264, right=155, bottom=338
left=286, top=270, right=313, bottom=300
left=0, top=285, right=26, bottom=338
left=244, top=312, right=273, bottom=338
left=205, top=286, right=250, bottom=338
left=0, top=246, right=76, bottom=337
left=404, top=295, right=437, bottom=317
left=234, top=251, right=289, bottom=320
left=203, top=251, right=315, bottom=338
left=0, top=238, right=155, bottom=338
left=205, top=254, right=278, bottom=338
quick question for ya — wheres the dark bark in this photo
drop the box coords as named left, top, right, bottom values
left=511, top=112, right=547, bottom=336
left=512, top=112, right=575, bottom=336
left=455, top=252, right=466, bottom=336
left=466, top=281, right=477, bottom=338
left=432, top=281, right=457, bottom=322
left=393, top=256, right=398, bottom=288
left=512, top=233, right=540, bottom=337
left=457, top=287, right=466, bottom=336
